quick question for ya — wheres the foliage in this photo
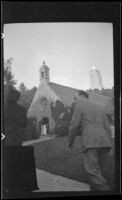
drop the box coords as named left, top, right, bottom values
left=18, top=87, right=37, bottom=110
left=4, top=58, right=17, bottom=103
left=87, top=88, right=113, bottom=98
left=18, top=82, right=27, bottom=93
left=4, top=58, right=17, bottom=87
left=101, top=88, right=113, bottom=98
left=50, top=100, right=80, bottom=137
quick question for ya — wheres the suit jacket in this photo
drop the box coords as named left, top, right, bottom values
left=68, top=99, right=112, bottom=152
left=104, top=103, right=114, bottom=125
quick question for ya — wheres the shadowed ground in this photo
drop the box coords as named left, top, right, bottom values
left=32, top=136, right=115, bottom=189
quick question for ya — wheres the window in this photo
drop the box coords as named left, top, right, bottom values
left=41, top=72, right=44, bottom=78
left=45, top=70, right=48, bottom=76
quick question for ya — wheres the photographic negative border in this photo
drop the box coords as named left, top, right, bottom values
left=1, top=2, right=121, bottom=198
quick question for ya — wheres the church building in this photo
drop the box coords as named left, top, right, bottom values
left=27, top=61, right=110, bottom=136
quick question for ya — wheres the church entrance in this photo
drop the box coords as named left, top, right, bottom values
left=39, top=117, right=49, bottom=136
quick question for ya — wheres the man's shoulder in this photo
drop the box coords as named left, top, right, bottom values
left=76, top=100, right=103, bottom=112
left=76, top=100, right=90, bottom=106
left=74, top=100, right=88, bottom=110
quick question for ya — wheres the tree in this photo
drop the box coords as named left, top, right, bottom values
left=19, top=82, right=26, bottom=93
left=18, top=86, right=37, bottom=110
left=4, top=58, right=16, bottom=87
left=4, top=58, right=17, bottom=103
left=101, top=88, right=113, bottom=98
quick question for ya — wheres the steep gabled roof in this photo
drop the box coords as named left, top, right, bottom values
left=27, top=80, right=111, bottom=120
left=49, top=82, right=110, bottom=108
left=49, top=82, right=78, bottom=106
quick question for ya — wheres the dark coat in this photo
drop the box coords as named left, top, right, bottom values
left=24, top=117, right=39, bottom=141
left=4, top=102, right=27, bottom=146
left=68, top=99, right=112, bottom=152
left=104, top=104, right=114, bottom=125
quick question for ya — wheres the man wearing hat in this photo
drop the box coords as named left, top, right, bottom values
left=3, top=88, right=38, bottom=192
left=4, top=87, right=27, bottom=146
left=67, top=90, right=112, bottom=191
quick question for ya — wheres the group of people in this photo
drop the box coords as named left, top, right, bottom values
left=4, top=87, right=114, bottom=191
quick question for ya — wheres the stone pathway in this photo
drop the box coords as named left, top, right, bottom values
left=35, top=168, right=90, bottom=192
left=23, top=136, right=54, bottom=146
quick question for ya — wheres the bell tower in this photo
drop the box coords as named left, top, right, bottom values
left=39, top=61, right=50, bottom=83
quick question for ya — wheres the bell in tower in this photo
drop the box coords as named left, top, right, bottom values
left=39, top=61, right=50, bottom=83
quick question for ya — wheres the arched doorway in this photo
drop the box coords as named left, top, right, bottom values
left=39, top=117, right=49, bottom=136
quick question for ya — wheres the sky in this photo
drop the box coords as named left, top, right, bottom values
left=4, top=23, right=114, bottom=90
